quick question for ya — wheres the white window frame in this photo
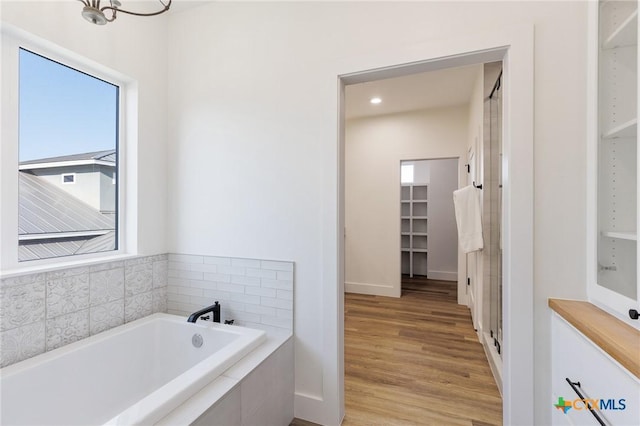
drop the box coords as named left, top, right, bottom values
left=0, top=24, right=139, bottom=274
left=61, top=173, right=76, bottom=185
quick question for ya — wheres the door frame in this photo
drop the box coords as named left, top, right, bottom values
left=335, top=27, right=534, bottom=425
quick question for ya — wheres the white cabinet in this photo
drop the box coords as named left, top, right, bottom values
left=401, top=184, right=428, bottom=277
left=589, top=0, right=640, bottom=323
left=551, top=312, right=640, bottom=425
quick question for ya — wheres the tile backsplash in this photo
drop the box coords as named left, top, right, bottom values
left=166, top=254, right=294, bottom=334
left=0, top=253, right=293, bottom=368
left=0, top=254, right=167, bottom=367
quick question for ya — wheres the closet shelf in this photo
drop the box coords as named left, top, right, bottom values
left=601, top=231, right=637, bottom=241
left=401, top=183, right=429, bottom=278
left=602, top=9, right=638, bottom=49
left=602, top=118, right=637, bottom=139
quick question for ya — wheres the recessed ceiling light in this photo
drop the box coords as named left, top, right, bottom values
left=370, top=97, right=382, bottom=104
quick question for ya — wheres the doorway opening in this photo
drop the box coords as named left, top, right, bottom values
left=335, top=30, right=535, bottom=425
left=343, top=62, right=502, bottom=423
left=401, top=158, right=459, bottom=298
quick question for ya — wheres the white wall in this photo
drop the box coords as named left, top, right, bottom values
left=425, top=158, right=459, bottom=281
left=167, top=2, right=587, bottom=424
left=0, top=1, right=168, bottom=259
left=344, top=107, right=468, bottom=297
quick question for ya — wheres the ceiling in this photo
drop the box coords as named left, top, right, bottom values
left=345, top=64, right=482, bottom=120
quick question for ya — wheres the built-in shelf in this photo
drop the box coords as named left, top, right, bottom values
left=593, top=0, right=639, bottom=318
left=603, top=9, right=638, bottom=49
left=602, top=118, right=637, bottom=139
left=602, top=231, right=638, bottom=241
left=401, top=183, right=429, bottom=277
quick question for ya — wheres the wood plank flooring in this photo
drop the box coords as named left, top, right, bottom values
left=342, top=277, right=502, bottom=425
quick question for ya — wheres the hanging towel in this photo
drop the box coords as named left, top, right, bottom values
left=453, top=185, right=484, bottom=253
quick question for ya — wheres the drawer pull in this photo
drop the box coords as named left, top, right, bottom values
left=565, top=378, right=607, bottom=426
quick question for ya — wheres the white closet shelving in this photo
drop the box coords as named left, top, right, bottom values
left=590, top=0, right=640, bottom=321
left=401, top=184, right=428, bottom=277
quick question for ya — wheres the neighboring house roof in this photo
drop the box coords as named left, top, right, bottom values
left=18, top=231, right=116, bottom=262
left=19, top=149, right=116, bottom=170
left=19, top=171, right=114, bottom=238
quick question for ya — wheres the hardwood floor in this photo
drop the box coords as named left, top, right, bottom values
left=342, top=277, right=502, bottom=425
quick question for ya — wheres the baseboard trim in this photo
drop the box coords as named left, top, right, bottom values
left=294, top=392, right=340, bottom=425
left=345, top=281, right=397, bottom=297
left=482, top=331, right=503, bottom=396
left=426, top=270, right=457, bottom=281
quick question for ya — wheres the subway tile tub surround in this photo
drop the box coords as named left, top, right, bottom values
left=0, top=254, right=168, bottom=367
left=166, top=254, right=294, bottom=334
left=0, top=253, right=293, bottom=368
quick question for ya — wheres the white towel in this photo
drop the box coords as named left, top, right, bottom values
left=453, top=185, right=484, bottom=253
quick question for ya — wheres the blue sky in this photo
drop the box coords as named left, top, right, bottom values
left=19, top=49, right=118, bottom=162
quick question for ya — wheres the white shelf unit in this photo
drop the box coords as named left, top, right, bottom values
left=401, top=184, right=428, bottom=277
left=590, top=0, right=640, bottom=320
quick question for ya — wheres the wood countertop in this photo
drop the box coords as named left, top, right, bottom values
left=549, top=298, right=640, bottom=379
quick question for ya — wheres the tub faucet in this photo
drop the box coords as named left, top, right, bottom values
left=187, top=301, right=220, bottom=323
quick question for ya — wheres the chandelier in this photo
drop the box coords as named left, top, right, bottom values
left=78, top=0, right=172, bottom=25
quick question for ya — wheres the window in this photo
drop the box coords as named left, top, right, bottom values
left=61, top=173, right=76, bottom=184
left=18, top=48, right=120, bottom=262
left=401, top=164, right=414, bottom=184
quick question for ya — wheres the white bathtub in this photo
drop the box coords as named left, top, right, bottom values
left=0, top=313, right=266, bottom=426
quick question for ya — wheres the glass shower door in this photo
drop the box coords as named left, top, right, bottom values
left=488, top=71, right=503, bottom=356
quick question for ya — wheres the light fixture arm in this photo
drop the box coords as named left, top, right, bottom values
left=78, top=0, right=172, bottom=25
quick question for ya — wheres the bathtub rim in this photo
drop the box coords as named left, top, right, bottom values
left=0, top=313, right=267, bottom=426
left=0, top=313, right=262, bottom=378
left=156, top=331, right=293, bottom=426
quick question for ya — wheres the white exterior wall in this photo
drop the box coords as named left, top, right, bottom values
left=345, top=109, right=466, bottom=297
left=29, top=165, right=114, bottom=212
left=99, top=166, right=116, bottom=213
